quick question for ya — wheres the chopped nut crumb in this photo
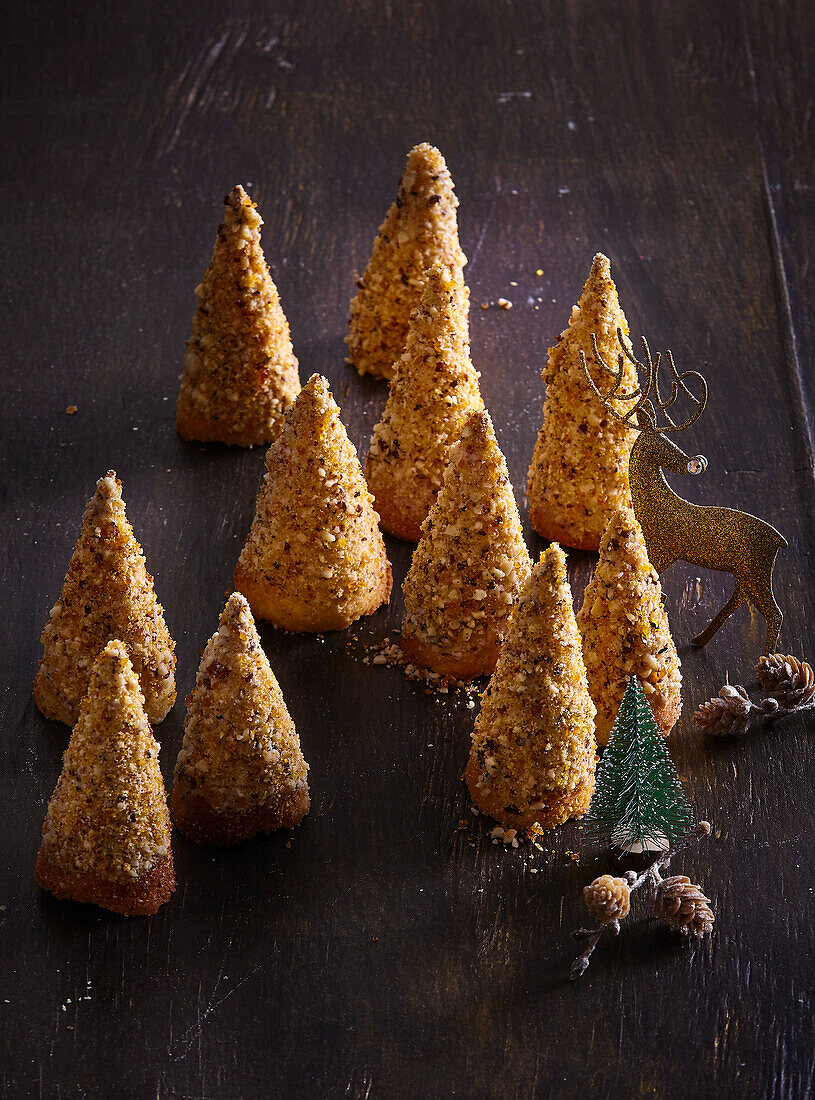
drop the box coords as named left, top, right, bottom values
left=366, top=264, right=482, bottom=540
left=401, top=411, right=531, bottom=679
left=346, top=144, right=466, bottom=380
left=466, top=546, right=597, bottom=831
left=527, top=254, right=636, bottom=550
left=33, top=472, right=176, bottom=727
left=176, top=185, right=299, bottom=446
left=577, top=507, right=681, bottom=744
left=37, top=641, right=172, bottom=885
left=172, top=594, right=309, bottom=819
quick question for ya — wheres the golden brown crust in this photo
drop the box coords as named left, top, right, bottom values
left=401, top=411, right=531, bottom=674
left=33, top=472, right=176, bottom=728
left=346, top=144, right=467, bottom=380
left=176, top=406, right=278, bottom=448
left=34, top=848, right=175, bottom=917
left=400, top=627, right=499, bottom=681
left=365, top=263, right=481, bottom=540
left=235, top=558, right=392, bottom=633
left=176, top=185, right=299, bottom=447
left=464, top=546, right=597, bottom=830
left=171, top=782, right=310, bottom=846
left=368, top=489, right=426, bottom=543
left=526, top=504, right=600, bottom=553
left=577, top=508, right=682, bottom=746
left=234, top=375, right=392, bottom=632
left=32, top=674, right=78, bottom=727
left=526, top=254, right=636, bottom=549
left=465, top=756, right=594, bottom=831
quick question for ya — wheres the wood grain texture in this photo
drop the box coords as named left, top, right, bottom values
left=1, top=2, right=813, bottom=1097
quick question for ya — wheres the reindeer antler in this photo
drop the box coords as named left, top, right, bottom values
left=580, top=330, right=707, bottom=434
left=650, top=349, right=708, bottom=433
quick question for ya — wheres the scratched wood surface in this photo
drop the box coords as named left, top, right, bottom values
left=2, top=3, right=814, bottom=1097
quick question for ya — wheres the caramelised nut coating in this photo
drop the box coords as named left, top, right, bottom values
left=346, top=143, right=467, bottom=380
left=176, top=184, right=300, bottom=446
left=366, top=262, right=482, bottom=541
left=35, top=640, right=175, bottom=916
left=172, top=593, right=309, bottom=845
left=401, top=410, right=531, bottom=679
left=466, top=545, right=597, bottom=831
left=33, top=472, right=176, bottom=727
left=527, top=253, right=637, bottom=550
left=577, top=507, right=682, bottom=745
left=234, top=374, right=392, bottom=632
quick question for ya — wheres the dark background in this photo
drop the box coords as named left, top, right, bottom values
left=2, top=3, right=814, bottom=1097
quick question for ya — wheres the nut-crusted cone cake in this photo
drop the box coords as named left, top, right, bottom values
left=365, top=263, right=483, bottom=541
left=176, top=184, right=300, bottom=446
left=171, top=593, right=309, bottom=846
left=34, top=640, right=175, bottom=916
left=33, top=472, right=176, bottom=727
left=527, top=254, right=637, bottom=550
left=234, top=374, right=392, bottom=631
left=577, top=507, right=682, bottom=745
left=465, top=545, right=597, bottom=830
left=401, top=410, right=532, bottom=679
left=346, top=143, right=467, bottom=380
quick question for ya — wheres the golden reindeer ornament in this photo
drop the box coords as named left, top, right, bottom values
left=580, top=330, right=786, bottom=654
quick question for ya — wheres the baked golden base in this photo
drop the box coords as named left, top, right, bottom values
left=400, top=628, right=499, bottom=681
left=176, top=406, right=284, bottom=448
left=234, top=559, right=391, bottom=632
left=33, top=665, right=175, bottom=728
left=464, top=755, right=595, bottom=831
left=171, top=782, right=310, bottom=846
left=371, top=492, right=425, bottom=543
left=34, top=848, right=175, bottom=917
left=527, top=501, right=601, bottom=553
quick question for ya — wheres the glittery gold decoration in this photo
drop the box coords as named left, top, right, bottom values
left=581, top=330, right=787, bottom=654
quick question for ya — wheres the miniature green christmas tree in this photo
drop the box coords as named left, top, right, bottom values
left=586, top=677, right=694, bottom=852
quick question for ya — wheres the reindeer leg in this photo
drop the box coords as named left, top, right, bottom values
left=692, top=588, right=745, bottom=647
left=764, top=607, right=782, bottom=655
left=755, top=590, right=783, bottom=655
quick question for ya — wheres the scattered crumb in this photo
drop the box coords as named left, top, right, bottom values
left=458, top=819, right=469, bottom=830
left=356, top=637, right=480, bottom=705
left=480, top=301, right=490, bottom=310
left=65, top=405, right=77, bottom=415
left=535, top=268, right=543, bottom=276
left=497, top=298, right=513, bottom=310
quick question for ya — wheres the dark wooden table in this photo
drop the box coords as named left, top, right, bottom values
left=3, top=3, right=814, bottom=1097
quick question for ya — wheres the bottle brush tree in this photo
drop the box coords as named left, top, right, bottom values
left=586, top=677, right=694, bottom=853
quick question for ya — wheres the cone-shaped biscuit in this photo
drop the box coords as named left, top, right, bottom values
left=346, top=143, right=467, bottom=380
left=401, top=411, right=532, bottom=679
left=527, top=254, right=637, bottom=550
left=171, top=593, right=310, bottom=845
left=34, top=640, right=175, bottom=916
left=234, top=375, right=392, bottom=631
left=176, top=185, right=300, bottom=446
left=33, top=472, right=176, bottom=727
left=365, top=263, right=483, bottom=541
left=577, top=507, right=682, bottom=745
left=465, top=545, right=597, bottom=830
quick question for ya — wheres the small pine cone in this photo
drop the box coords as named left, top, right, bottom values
left=757, top=654, right=815, bottom=708
left=583, top=875, right=631, bottom=925
left=652, top=875, right=714, bottom=937
left=693, top=685, right=753, bottom=736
